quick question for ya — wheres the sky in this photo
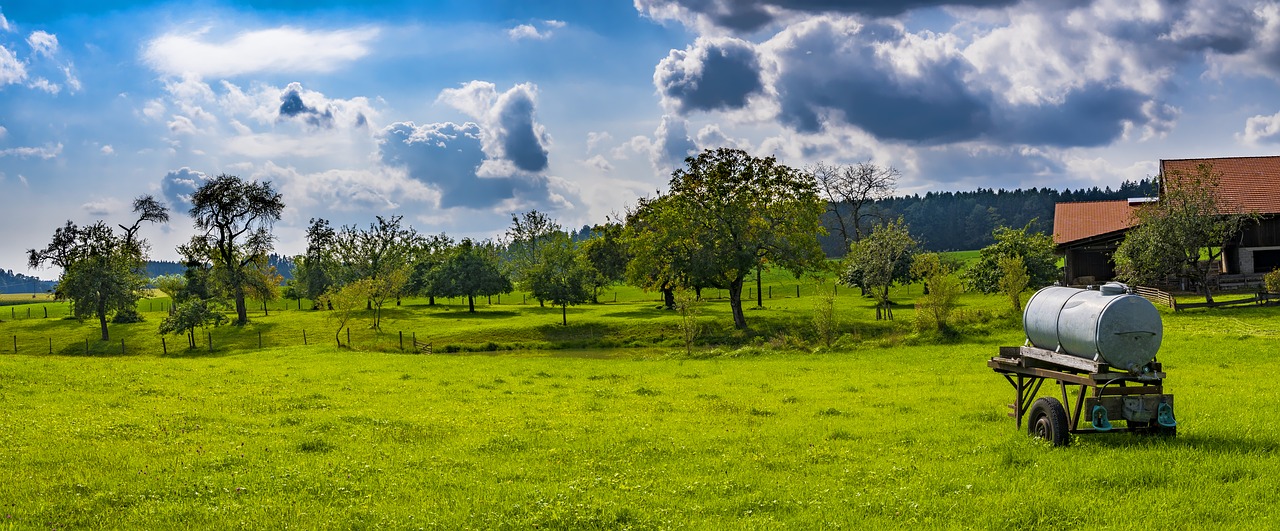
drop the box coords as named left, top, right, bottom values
left=4, top=0, right=1280, bottom=277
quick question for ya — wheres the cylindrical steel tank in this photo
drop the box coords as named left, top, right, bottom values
left=1023, top=282, right=1163, bottom=371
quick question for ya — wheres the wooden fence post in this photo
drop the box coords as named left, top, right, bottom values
left=796, top=285, right=800, bottom=298
left=161, top=336, right=167, bottom=355
left=44, top=306, right=48, bottom=318
left=303, top=329, right=307, bottom=345
left=48, top=337, right=52, bottom=354
left=346, top=327, right=351, bottom=347
left=12, top=335, right=16, bottom=353
left=399, top=331, right=404, bottom=351
left=121, top=339, right=125, bottom=355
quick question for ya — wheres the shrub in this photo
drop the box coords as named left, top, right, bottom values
left=1266, top=268, right=1280, bottom=293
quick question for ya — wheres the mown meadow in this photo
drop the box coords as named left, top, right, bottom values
left=1, top=273, right=1278, bottom=529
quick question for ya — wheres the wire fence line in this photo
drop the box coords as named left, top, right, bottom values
left=1, top=327, right=434, bottom=357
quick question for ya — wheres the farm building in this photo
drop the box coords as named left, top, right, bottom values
left=1055, top=155, right=1280, bottom=286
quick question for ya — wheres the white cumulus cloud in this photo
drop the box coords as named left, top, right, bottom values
left=1240, top=111, right=1280, bottom=144
left=27, top=30, right=57, bottom=57
left=143, top=25, right=380, bottom=78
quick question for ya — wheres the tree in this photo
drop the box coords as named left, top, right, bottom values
left=408, top=233, right=454, bottom=306
left=997, top=255, right=1030, bottom=313
left=152, top=274, right=187, bottom=314
left=428, top=239, right=513, bottom=313
left=53, top=223, right=149, bottom=339
left=623, top=195, right=690, bottom=310
left=319, top=280, right=371, bottom=347
left=662, top=147, right=827, bottom=330
left=910, top=252, right=963, bottom=331
left=841, top=218, right=917, bottom=320
left=673, top=287, right=703, bottom=355
left=29, top=197, right=168, bottom=340
left=187, top=174, right=284, bottom=324
left=244, top=257, right=283, bottom=316
left=527, top=233, right=594, bottom=325
left=505, top=210, right=562, bottom=306
left=159, top=299, right=226, bottom=348
left=580, top=222, right=629, bottom=303
left=962, top=223, right=1059, bottom=295
left=298, top=218, right=338, bottom=305
left=1114, top=163, right=1258, bottom=303
left=333, top=215, right=419, bottom=326
left=811, top=280, right=838, bottom=347
left=811, top=161, right=899, bottom=248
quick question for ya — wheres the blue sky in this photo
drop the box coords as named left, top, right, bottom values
left=4, top=0, right=1280, bottom=275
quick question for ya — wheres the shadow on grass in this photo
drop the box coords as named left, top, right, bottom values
left=1080, top=431, right=1279, bottom=453
left=601, top=307, right=673, bottom=319
left=420, top=309, right=521, bottom=320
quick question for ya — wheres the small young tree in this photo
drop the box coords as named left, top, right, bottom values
left=673, top=287, right=703, bottom=355
left=1265, top=268, right=1280, bottom=294
left=580, top=222, right=629, bottom=303
left=159, top=299, right=226, bottom=348
left=840, top=218, right=917, bottom=320
left=910, top=253, right=963, bottom=331
left=320, top=280, right=371, bottom=347
left=963, top=223, right=1058, bottom=295
left=998, top=255, right=1031, bottom=314
left=811, top=280, right=839, bottom=347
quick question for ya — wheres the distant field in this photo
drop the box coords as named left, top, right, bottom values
left=3, top=267, right=1278, bottom=528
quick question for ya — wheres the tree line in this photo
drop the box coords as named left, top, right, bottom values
left=34, top=148, right=1169, bottom=345
left=818, top=178, right=1156, bottom=255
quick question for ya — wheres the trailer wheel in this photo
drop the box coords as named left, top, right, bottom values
left=1028, top=397, right=1070, bottom=447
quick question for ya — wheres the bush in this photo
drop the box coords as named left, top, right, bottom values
left=1266, top=268, right=1280, bottom=293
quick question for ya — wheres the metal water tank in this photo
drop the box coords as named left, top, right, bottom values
left=1023, top=282, right=1163, bottom=371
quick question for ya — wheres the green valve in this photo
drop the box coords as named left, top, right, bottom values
left=1091, top=405, right=1112, bottom=431
left=1157, top=403, right=1177, bottom=428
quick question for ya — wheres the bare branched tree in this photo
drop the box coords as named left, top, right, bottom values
left=811, top=161, right=899, bottom=248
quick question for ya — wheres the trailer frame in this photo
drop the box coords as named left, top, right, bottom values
left=989, top=345, right=1175, bottom=446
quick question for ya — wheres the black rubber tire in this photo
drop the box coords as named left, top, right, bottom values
left=1028, top=397, right=1071, bottom=447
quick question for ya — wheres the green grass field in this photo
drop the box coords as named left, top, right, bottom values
left=2, top=269, right=1279, bottom=529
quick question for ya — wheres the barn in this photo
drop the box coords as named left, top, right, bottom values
left=1055, top=155, right=1280, bottom=286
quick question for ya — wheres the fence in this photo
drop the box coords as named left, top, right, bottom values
left=1136, top=285, right=1279, bottom=311
left=1, top=325, right=439, bottom=356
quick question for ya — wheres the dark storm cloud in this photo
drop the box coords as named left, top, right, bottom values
left=636, top=0, right=1017, bottom=32
left=492, top=87, right=550, bottom=173
left=771, top=19, right=994, bottom=144
left=278, top=84, right=334, bottom=128
left=655, top=37, right=764, bottom=114
left=160, top=167, right=208, bottom=212
left=991, top=85, right=1146, bottom=147
left=377, top=121, right=556, bottom=210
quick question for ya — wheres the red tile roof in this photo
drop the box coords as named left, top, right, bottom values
left=1161, top=156, right=1280, bottom=215
left=1053, top=200, right=1140, bottom=245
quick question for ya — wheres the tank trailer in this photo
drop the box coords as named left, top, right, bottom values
left=989, top=282, right=1176, bottom=446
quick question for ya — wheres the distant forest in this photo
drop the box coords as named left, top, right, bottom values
left=5, top=181, right=1155, bottom=293
left=817, top=178, right=1157, bottom=256
left=1, top=255, right=295, bottom=294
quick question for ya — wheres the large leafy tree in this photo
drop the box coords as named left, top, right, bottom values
left=580, top=222, right=629, bottom=303
left=408, top=233, right=455, bottom=306
left=28, top=195, right=168, bottom=340
left=527, top=232, right=594, bottom=325
left=623, top=195, right=697, bottom=310
left=962, top=223, right=1059, bottom=295
left=428, top=239, right=512, bottom=313
left=187, top=174, right=284, bottom=324
left=1114, top=163, right=1258, bottom=303
left=660, top=147, right=827, bottom=330
left=841, top=218, right=917, bottom=320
